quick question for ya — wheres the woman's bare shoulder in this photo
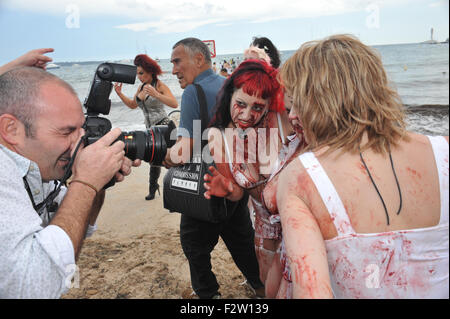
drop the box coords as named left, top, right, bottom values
left=278, top=156, right=304, bottom=189
left=406, top=131, right=430, bottom=143
left=400, top=131, right=449, bottom=149
left=157, top=80, right=169, bottom=91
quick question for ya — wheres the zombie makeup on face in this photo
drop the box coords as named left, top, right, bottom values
left=283, top=93, right=294, bottom=114
left=288, top=105, right=304, bottom=136
left=230, top=88, right=269, bottom=130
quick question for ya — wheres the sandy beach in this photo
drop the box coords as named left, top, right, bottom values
left=62, top=164, right=256, bottom=299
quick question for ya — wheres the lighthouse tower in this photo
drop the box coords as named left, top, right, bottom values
left=423, top=27, right=438, bottom=44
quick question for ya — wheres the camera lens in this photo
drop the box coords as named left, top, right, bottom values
left=118, top=129, right=168, bottom=165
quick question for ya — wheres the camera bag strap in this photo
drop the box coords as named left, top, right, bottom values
left=194, top=83, right=209, bottom=150
left=163, top=83, right=229, bottom=223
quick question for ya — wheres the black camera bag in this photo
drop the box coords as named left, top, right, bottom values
left=163, top=84, right=232, bottom=223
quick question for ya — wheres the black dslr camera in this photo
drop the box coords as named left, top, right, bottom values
left=83, top=62, right=174, bottom=165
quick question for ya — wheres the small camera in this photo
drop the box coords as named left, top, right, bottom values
left=83, top=63, right=175, bottom=166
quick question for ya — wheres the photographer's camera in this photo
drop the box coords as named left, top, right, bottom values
left=83, top=62, right=174, bottom=166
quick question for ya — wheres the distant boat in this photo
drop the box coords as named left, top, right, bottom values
left=46, top=63, right=60, bottom=69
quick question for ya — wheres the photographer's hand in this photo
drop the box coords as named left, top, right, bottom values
left=115, top=158, right=141, bottom=182
left=71, top=128, right=125, bottom=191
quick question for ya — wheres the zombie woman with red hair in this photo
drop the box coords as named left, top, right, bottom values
left=114, top=54, right=178, bottom=200
left=203, top=60, right=307, bottom=296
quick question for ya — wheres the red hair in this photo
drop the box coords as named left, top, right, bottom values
left=209, top=60, right=285, bottom=129
left=134, top=54, right=162, bottom=76
left=233, top=59, right=284, bottom=113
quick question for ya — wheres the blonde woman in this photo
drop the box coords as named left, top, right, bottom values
left=275, top=34, right=448, bottom=298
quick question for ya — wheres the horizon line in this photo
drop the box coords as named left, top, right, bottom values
left=51, top=41, right=449, bottom=64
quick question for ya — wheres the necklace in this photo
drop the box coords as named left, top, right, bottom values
left=359, top=144, right=402, bottom=225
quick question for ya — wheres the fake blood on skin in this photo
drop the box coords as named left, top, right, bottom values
left=231, top=102, right=266, bottom=130
left=281, top=145, right=444, bottom=298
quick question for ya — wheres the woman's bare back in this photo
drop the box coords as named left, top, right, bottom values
left=283, top=133, right=447, bottom=240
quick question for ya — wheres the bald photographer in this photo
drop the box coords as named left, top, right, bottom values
left=0, top=65, right=140, bottom=298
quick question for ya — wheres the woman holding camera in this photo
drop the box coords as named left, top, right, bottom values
left=114, top=54, right=178, bottom=200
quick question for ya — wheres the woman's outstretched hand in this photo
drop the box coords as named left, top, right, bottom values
left=114, top=82, right=123, bottom=95
left=203, top=166, right=234, bottom=199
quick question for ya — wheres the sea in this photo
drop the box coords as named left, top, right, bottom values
left=48, top=42, right=449, bottom=136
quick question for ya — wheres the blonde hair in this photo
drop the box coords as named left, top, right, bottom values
left=280, top=34, right=408, bottom=155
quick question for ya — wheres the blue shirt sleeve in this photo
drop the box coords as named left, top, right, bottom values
left=178, top=84, right=199, bottom=138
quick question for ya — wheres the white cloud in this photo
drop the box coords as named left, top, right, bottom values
left=2, top=0, right=415, bottom=34
left=429, top=0, right=447, bottom=7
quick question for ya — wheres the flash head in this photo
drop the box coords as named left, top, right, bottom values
left=96, top=63, right=137, bottom=84
left=84, top=62, right=137, bottom=115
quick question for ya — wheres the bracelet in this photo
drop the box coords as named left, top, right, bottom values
left=69, top=180, right=98, bottom=195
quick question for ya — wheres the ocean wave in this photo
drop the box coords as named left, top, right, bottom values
left=384, top=61, right=449, bottom=69
left=404, top=104, right=449, bottom=117
left=396, top=78, right=449, bottom=87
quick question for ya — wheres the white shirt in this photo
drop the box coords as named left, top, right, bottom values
left=0, top=144, right=95, bottom=298
left=298, top=136, right=449, bottom=298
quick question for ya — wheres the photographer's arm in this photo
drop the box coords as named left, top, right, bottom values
left=51, top=183, right=97, bottom=259
left=50, top=128, right=125, bottom=259
left=88, top=189, right=105, bottom=227
left=87, top=157, right=140, bottom=228
left=114, top=83, right=138, bottom=109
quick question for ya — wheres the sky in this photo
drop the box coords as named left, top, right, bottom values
left=0, top=0, right=448, bottom=64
